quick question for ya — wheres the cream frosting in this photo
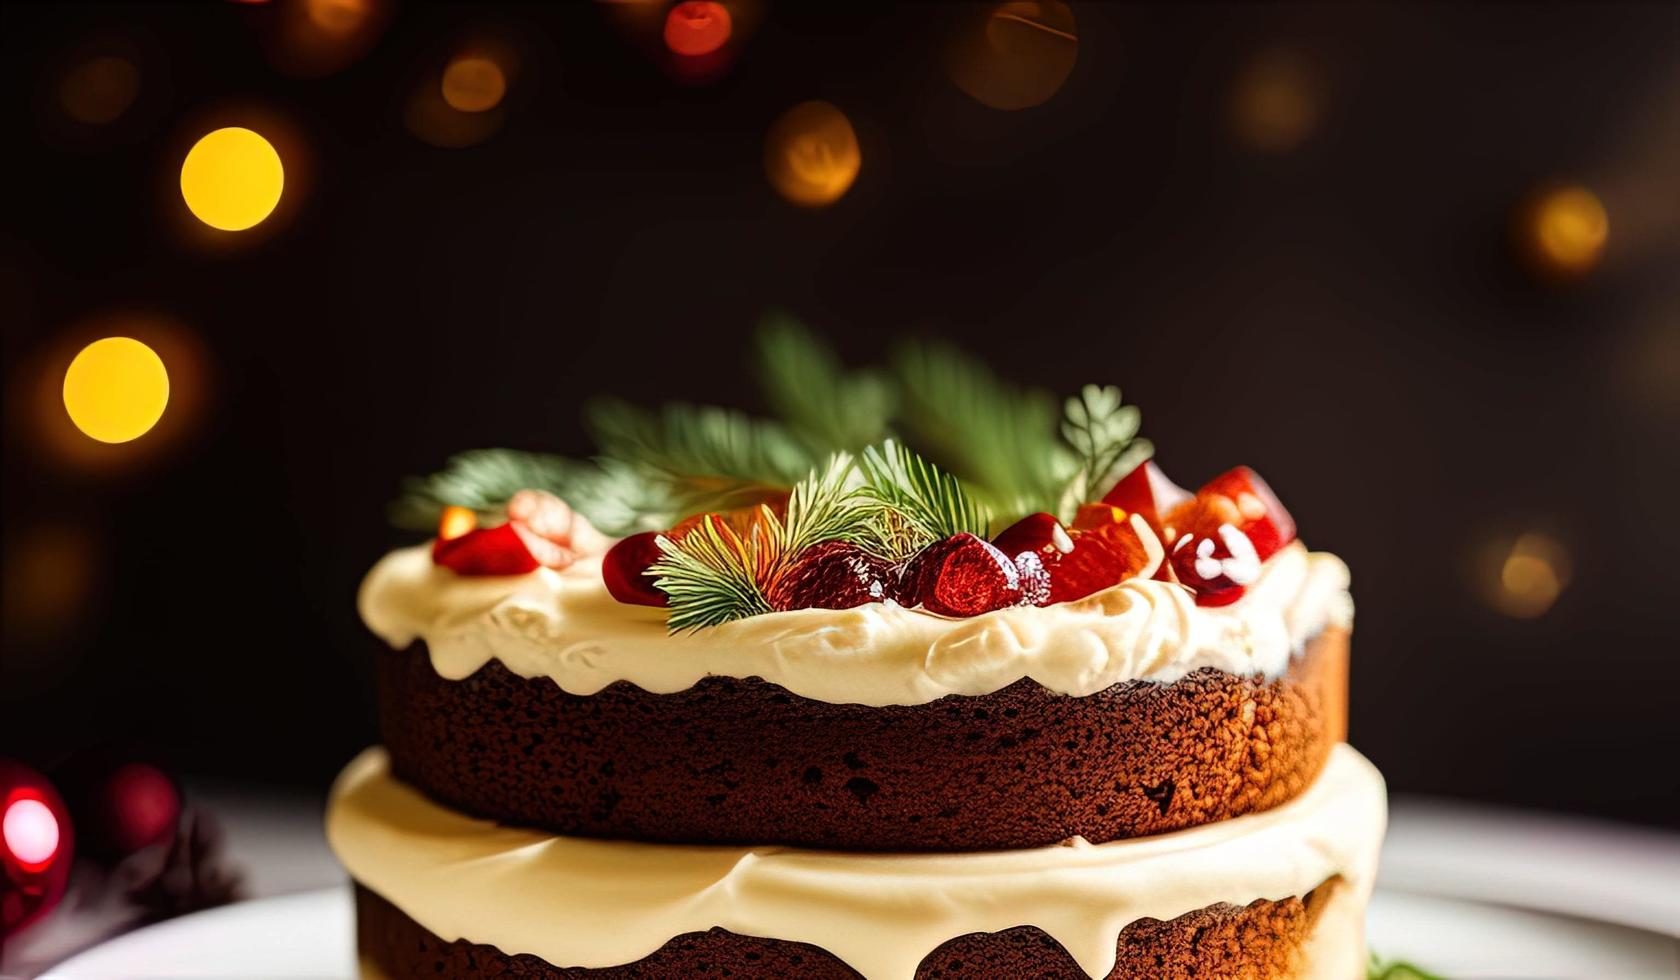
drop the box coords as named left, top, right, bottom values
left=328, top=743, right=1385, bottom=979
left=358, top=534, right=1352, bottom=706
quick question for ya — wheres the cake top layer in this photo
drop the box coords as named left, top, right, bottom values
left=369, top=319, right=1352, bottom=691
left=359, top=538, right=1350, bottom=705
left=328, top=742, right=1386, bottom=980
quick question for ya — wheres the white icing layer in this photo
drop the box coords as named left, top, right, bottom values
left=328, top=744, right=1385, bottom=979
left=358, top=540, right=1353, bottom=706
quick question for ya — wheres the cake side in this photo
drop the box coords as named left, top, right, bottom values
left=327, top=743, right=1386, bottom=980
left=354, top=879, right=1348, bottom=979
left=377, top=626, right=1347, bottom=850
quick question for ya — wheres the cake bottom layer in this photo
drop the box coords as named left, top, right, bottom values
left=328, top=744, right=1385, bottom=979
left=355, top=878, right=1347, bottom=979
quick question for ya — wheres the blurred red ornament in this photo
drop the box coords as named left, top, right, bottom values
left=103, top=763, right=182, bottom=857
left=2, top=761, right=74, bottom=937
left=664, top=1, right=732, bottom=57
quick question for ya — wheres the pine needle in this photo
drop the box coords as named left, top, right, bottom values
left=856, top=439, right=989, bottom=554
left=648, top=518, right=773, bottom=632
left=754, top=313, right=896, bottom=452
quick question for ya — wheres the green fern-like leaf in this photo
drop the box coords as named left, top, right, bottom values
left=754, top=313, right=896, bottom=453
left=891, top=340, right=1076, bottom=523
left=1057, top=384, right=1153, bottom=521
left=856, top=439, right=989, bottom=557
left=586, top=398, right=816, bottom=516
left=648, top=518, right=773, bottom=632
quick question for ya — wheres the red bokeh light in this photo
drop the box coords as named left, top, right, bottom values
left=3, top=796, right=59, bottom=872
left=663, top=1, right=731, bottom=57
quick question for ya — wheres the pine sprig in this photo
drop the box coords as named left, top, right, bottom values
left=586, top=398, right=816, bottom=516
left=890, top=340, right=1076, bottom=523
left=1367, top=953, right=1442, bottom=980
left=754, top=313, right=895, bottom=453
left=1057, top=384, right=1153, bottom=521
left=776, top=453, right=870, bottom=557
left=648, top=518, right=773, bottom=632
left=856, top=439, right=989, bottom=555
left=389, top=449, right=578, bottom=530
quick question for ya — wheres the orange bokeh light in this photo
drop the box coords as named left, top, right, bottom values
left=664, top=1, right=732, bottom=57
left=764, top=101, right=861, bottom=207
left=441, top=55, right=507, bottom=113
left=60, top=54, right=139, bottom=125
left=946, top=1, right=1078, bottom=111
left=1518, top=184, right=1609, bottom=281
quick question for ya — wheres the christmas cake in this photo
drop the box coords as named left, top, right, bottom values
left=328, top=324, right=1384, bottom=978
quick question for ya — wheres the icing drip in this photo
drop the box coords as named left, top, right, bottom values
left=328, top=744, right=1385, bottom=979
left=358, top=540, right=1353, bottom=706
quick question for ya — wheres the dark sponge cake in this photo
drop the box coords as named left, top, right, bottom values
left=355, top=880, right=1343, bottom=979
left=376, top=627, right=1346, bottom=851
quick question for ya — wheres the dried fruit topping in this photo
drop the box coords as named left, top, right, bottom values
left=902, top=533, right=1028, bottom=617
left=1169, top=523, right=1262, bottom=606
left=993, top=510, right=1160, bottom=605
left=437, top=505, right=478, bottom=541
left=1013, top=550, right=1052, bottom=606
left=507, top=489, right=612, bottom=561
left=1165, top=466, right=1296, bottom=606
left=767, top=541, right=898, bottom=611
left=602, top=531, right=670, bottom=607
left=432, top=523, right=541, bottom=576
left=1102, top=461, right=1193, bottom=539
left=1191, top=466, right=1295, bottom=561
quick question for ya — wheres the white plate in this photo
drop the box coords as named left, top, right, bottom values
left=43, top=885, right=1680, bottom=978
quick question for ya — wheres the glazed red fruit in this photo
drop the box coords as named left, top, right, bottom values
left=1102, top=461, right=1193, bottom=539
left=766, top=541, right=896, bottom=611
left=904, top=533, right=1025, bottom=617
left=1168, top=466, right=1297, bottom=606
left=432, top=524, right=541, bottom=576
left=993, top=510, right=1156, bottom=605
left=602, top=531, right=670, bottom=607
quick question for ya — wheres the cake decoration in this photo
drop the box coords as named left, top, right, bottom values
left=397, top=319, right=1311, bottom=627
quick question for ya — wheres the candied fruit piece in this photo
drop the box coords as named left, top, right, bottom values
left=902, top=533, right=1025, bottom=617
left=432, top=523, right=541, bottom=576
left=602, top=531, right=670, bottom=607
left=767, top=541, right=897, bottom=611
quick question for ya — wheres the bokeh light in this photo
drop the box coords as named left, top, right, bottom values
left=256, top=0, right=390, bottom=77
left=180, top=126, right=285, bottom=231
left=59, top=54, right=139, bottom=125
left=1, top=522, right=99, bottom=653
left=3, top=797, right=60, bottom=871
left=664, top=1, right=732, bottom=57
left=764, top=101, right=861, bottom=207
left=62, top=337, right=170, bottom=444
left=1230, top=47, right=1326, bottom=153
left=1519, top=184, right=1609, bottom=280
left=1479, top=531, right=1572, bottom=619
left=945, top=1, right=1078, bottom=111
left=441, top=55, right=507, bottom=113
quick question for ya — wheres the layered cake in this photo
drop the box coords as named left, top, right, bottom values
left=329, top=331, right=1385, bottom=978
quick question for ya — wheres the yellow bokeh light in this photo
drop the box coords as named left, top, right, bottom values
left=765, top=101, right=861, bottom=207
left=1486, top=532, right=1571, bottom=619
left=442, top=56, right=507, bottom=113
left=62, top=337, right=170, bottom=444
left=946, top=1, right=1078, bottom=111
left=1525, top=185, right=1608, bottom=278
left=60, top=54, right=140, bottom=125
left=180, top=127, right=285, bottom=232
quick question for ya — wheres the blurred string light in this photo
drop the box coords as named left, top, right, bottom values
left=12, top=314, right=208, bottom=473
left=62, top=337, right=169, bottom=444
left=945, top=1, right=1078, bottom=111
left=59, top=54, right=139, bottom=125
left=180, top=127, right=285, bottom=231
left=252, top=0, right=391, bottom=77
left=1516, top=184, right=1609, bottom=281
left=765, top=101, right=861, bottom=207
left=664, top=1, right=732, bottom=57
left=1230, top=47, right=1327, bottom=153
left=1, top=522, right=99, bottom=649
left=1477, top=531, right=1572, bottom=619
left=441, top=56, right=507, bottom=113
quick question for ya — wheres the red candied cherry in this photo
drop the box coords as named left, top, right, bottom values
left=1192, top=466, right=1296, bottom=561
left=1102, top=461, right=1192, bottom=540
left=1169, top=523, right=1263, bottom=606
left=993, top=508, right=1161, bottom=605
left=766, top=541, right=898, bottom=611
left=602, top=531, right=670, bottom=607
left=432, top=523, right=541, bottom=576
left=902, top=533, right=1027, bottom=617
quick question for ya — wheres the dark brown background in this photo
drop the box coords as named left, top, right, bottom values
left=3, top=3, right=1677, bottom=828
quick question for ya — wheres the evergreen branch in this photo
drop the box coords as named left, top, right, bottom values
left=890, top=340, right=1076, bottom=522
left=389, top=449, right=674, bottom=538
left=778, top=453, right=871, bottom=558
left=754, top=313, right=896, bottom=452
left=1056, top=384, right=1153, bottom=521
left=648, top=519, right=773, bottom=632
left=586, top=398, right=815, bottom=516
left=1367, top=953, right=1442, bottom=980
left=856, top=440, right=989, bottom=554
